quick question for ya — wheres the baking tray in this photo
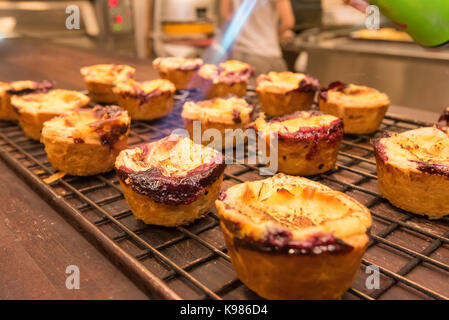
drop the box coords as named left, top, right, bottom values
left=0, top=89, right=448, bottom=300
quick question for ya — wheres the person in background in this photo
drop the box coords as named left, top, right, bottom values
left=220, top=0, right=295, bottom=75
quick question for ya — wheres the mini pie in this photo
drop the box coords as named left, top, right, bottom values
left=0, top=80, right=54, bottom=121
left=12, top=89, right=90, bottom=140
left=215, top=173, right=371, bottom=300
left=181, top=96, right=254, bottom=148
left=41, top=105, right=130, bottom=176
left=152, top=57, right=203, bottom=90
left=80, top=64, right=135, bottom=103
left=114, top=79, right=176, bottom=120
left=250, top=111, right=344, bottom=176
left=256, top=72, right=320, bottom=117
left=439, top=107, right=449, bottom=124
left=198, top=60, right=254, bottom=98
left=319, top=81, right=390, bottom=134
left=115, top=134, right=226, bottom=226
left=373, top=126, right=449, bottom=219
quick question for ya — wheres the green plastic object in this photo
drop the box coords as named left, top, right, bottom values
left=369, top=0, right=449, bottom=47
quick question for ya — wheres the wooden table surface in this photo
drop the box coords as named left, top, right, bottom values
left=0, top=38, right=157, bottom=299
left=0, top=38, right=443, bottom=300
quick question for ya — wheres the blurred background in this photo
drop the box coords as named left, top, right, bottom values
left=0, top=0, right=448, bottom=113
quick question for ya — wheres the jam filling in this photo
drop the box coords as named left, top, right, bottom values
left=319, top=81, right=347, bottom=102
left=297, top=75, right=320, bottom=93
left=6, top=80, right=54, bottom=96
left=122, top=86, right=172, bottom=105
left=439, top=109, right=449, bottom=124
left=372, top=133, right=391, bottom=163
left=116, top=156, right=226, bottom=206
left=203, top=66, right=254, bottom=85
left=412, top=161, right=449, bottom=178
left=89, top=105, right=129, bottom=148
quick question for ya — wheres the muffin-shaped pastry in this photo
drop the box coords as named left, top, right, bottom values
left=256, top=72, right=320, bottom=117
left=113, top=79, right=176, bottom=120
left=198, top=60, right=254, bottom=98
left=115, top=134, right=226, bottom=226
left=181, top=96, right=254, bottom=148
left=0, top=80, right=54, bottom=121
left=373, top=126, right=449, bottom=219
left=152, top=57, right=203, bottom=90
left=439, top=107, right=449, bottom=124
left=12, top=89, right=90, bottom=140
left=80, top=64, right=135, bottom=103
left=41, top=105, right=130, bottom=176
left=250, top=111, right=344, bottom=176
left=215, top=173, right=371, bottom=300
left=319, top=81, right=390, bottom=134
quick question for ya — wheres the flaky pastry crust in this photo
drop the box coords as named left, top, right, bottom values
left=373, top=126, right=449, bottom=219
left=319, top=81, right=390, bottom=134
left=215, top=173, right=371, bottom=299
left=12, top=89, right=90, bottom=140
left=182, top=96, right=254, bottom=147
left=251, top=111, right=343, bottom=176
left=41, top=105, right=130, bottom=176
left=198, top=60, right=254, bottom=98
left=80, top=64, right=135, bottom=103
left=115, top=134, right=226, bottom=226
left=152, top=57, right=203, bottom=90
left=256, top=72, right=319, bottom=116
left=114, top=79, right=175, bottom=120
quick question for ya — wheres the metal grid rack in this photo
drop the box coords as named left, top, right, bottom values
left=0, top=89, right=448, bottom=300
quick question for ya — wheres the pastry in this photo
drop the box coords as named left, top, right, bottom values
left=12, top=89, right=90, bottom=140
left=197, top=60, right=253, bottom=98
left=115, top=134, right=226, bottom=226
left=215, top=173, right=371, bottom=300
left=0, top=80, right=54, bottom=121
left=250, top=111, right=343, bottom=176
left=373, top=126, right=449, bottom=219
left=114, top=79, right=176, bottom=120
left=319, top=81, right=390, bottom=134
left=181, top=96, right=254, bottom=148
left=80, top=64, right=135, bottom=103
left=256, top=71, right=320, bottom=117
left=152, top=57, right=203, bottom=90
left=41, top=105, right=130, bottom=176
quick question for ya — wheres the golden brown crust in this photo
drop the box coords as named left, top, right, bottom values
left=152, top=57, right=203, bottom=90
left=251, top=111, right=344, bottom=176
left=12, top=89, right=90, bottom=140
left=256, top=72, right=319, bottom=117
left=198, top=60, right=253, bottom=98
left=113, top=79, right=175, bottom=120
left=41, top=105, right=130, bottom=176
left=80, top=64, right=135, bottom=103
left=319, top=82, right=390, bottom=134
left=373, top=127, right=449, bottom=219
left=115, top=135, right=226, bottom=226
left=215, top=173, right=371, bottom=299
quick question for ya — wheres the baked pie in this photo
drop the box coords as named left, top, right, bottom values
left=319, top=81, right=390, bottom=134
left=115, top=134, right=226, bottom=226
left=41, top=105, right=130, bottom=176
left=114, top=79, right=176, bottom=120
left=215, top=173, right=371, bottom=300
left=373, top=126, right=449, bottom=219
left=197, top=60, right=254, bottom=98
left=181, top=96, right=254, bottom=148
left=152, top=57, right=203, bottom=90
left=250, top=111, right=344, bottom=176
left=80, top=64, right=135, bottom=103
left=12, top=89, right=90, bottom=140
left=0, top=80, right=54, bottom=121
left=256, top=72, right=320, bottom=117
left=439, top=107, right=449, bottom=124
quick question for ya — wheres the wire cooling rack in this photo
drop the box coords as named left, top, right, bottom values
left=0, top=89, right=447, bottom=300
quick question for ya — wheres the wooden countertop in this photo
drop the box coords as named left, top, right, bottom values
left=0, top=38, right=442, bottom=300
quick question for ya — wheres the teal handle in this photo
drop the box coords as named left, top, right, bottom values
left=369, top=0, right=449, bottom=47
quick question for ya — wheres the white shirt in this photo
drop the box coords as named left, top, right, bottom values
left=231, top=0, right=282, bottom=58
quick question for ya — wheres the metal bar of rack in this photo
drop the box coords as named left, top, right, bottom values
left=0, top=89, right=447, bottom=300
